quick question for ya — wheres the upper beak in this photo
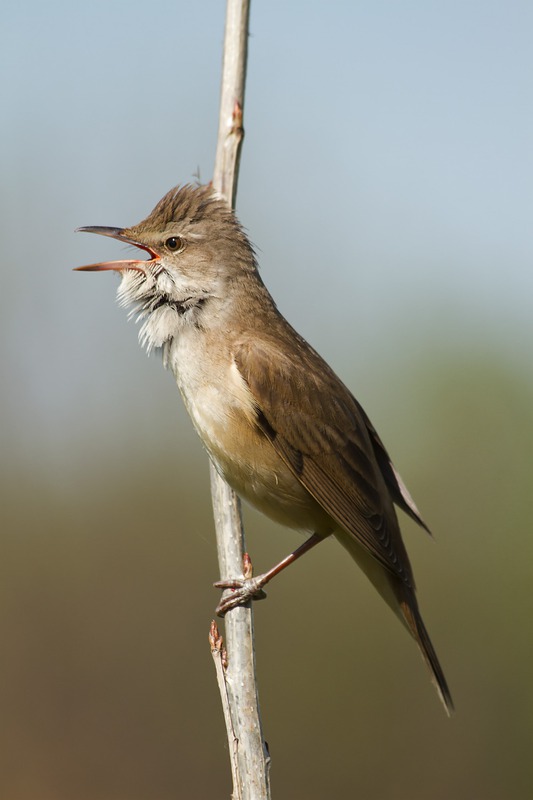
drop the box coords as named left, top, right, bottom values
left=74, top=226, right=159, bottom=273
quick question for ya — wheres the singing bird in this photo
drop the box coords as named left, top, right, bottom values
left=77, top=184, right=452, bottom=713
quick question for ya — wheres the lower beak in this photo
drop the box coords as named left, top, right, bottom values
left=75, top=226, right=159, bottom=273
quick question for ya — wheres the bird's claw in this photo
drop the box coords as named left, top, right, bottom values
left=214, top=575, right=268, bottom=617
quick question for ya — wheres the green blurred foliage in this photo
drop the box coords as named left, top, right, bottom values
left=2, top=0, right=531, bottom=795
left=1, top=350, right=532, bottom=800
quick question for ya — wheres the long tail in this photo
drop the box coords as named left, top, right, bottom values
left=335, top=528, right=453, bottom=714
left=395, top=585, right=454, bottom=715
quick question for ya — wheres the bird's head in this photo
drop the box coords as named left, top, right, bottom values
left=76, top=184, right=256, bottom=351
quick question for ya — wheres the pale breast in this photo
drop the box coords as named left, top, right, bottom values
left=168, top=333, right=333, bottom=535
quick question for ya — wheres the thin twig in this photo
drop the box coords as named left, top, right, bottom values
left=209, top=2, right=271, bottom=799
left=209, top=622, right=241, bottom=800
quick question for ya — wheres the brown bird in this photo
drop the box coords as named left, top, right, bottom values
left=76, top=184, right=453, bottom=713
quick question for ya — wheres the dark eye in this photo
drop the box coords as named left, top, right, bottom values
left=165, top=236, right=184, bottom=251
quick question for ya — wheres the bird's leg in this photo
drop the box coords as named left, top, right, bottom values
left=214, top=532, right=324, bottom=616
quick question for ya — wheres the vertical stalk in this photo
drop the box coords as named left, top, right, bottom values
left=209, top=2, right=271, bottom=798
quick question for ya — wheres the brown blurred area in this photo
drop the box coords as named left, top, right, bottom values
left=3, top=3, right=533, bottom=794
left=1, top=351, right=532, bottom=800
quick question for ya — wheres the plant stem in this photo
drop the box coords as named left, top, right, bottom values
left=209, top=2, right=271, bottom=798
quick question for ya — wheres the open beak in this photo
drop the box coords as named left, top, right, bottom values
left=75, top=226, right=159, bottom=273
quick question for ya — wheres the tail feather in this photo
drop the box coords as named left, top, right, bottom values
left=335, top=528, right=453, bottom=714
left=398, top=592, right=454, bottom=715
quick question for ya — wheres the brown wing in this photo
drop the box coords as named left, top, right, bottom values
left=355, top=401, right=431, bottom=533
left=234, top=333, right=416, bottom=589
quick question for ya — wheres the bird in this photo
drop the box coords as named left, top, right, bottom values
left=76, top=183, right=453, bottom=713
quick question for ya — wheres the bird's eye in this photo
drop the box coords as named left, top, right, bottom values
left=165, top=236, right=184, bottom=252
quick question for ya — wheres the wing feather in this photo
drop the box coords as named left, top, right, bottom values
left=234, top=336, right=418, bottom=588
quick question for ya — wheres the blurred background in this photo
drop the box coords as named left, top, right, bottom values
left=1, top=1, right=532, bottom=798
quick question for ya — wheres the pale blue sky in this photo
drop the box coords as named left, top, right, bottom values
left=2, top=8, right=532, bottom=794
left=1, top=0, right=531, bottom=477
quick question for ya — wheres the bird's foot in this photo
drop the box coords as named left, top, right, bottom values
left=214, top=574, right=268, bottom=617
